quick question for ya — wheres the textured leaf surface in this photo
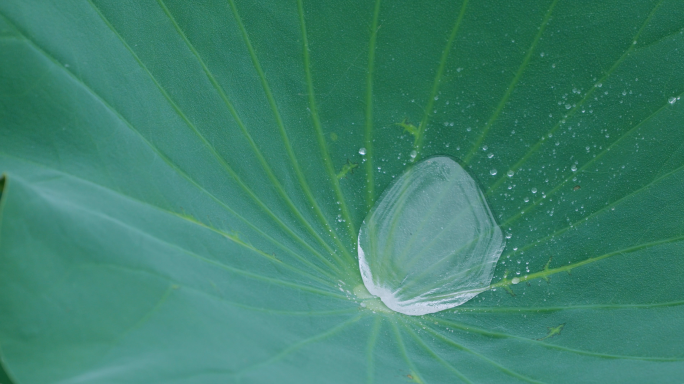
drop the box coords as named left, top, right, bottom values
left=1, top=0, right=684, bottom=383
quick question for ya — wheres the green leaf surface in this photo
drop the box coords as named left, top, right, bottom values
left=1, top=0, right=683, bottom=383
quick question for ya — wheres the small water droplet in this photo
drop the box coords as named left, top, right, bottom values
left=531, top=188, right=538, bottom=194
left=669, top=97, right=677, bottom=105
left=511, top=278, right=520, bottom=284
left=571, top=164, right=577, bottom=172
left=359, top=147, right=367, bottom=155
left=506, top=170, right=514, bottom=177
left=490, top=169, right=497, bottom=176
left=487, top=153, right=494, bottom=158
left=410, top=150, right=417, bottom=159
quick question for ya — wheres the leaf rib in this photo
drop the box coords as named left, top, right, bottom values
left=0, top=152, right=339, bottom=286
left=399, top=320, right=473, bottom=384
left=500, top=150, right=684, bottom=262
left=234, top=313, right=366, bottom=377
left=42, top=195, right=345, bottom=299
left=155, top=0, right=356, bottom=270
left=0, top=14, right=343, bottom=281
left=462, top=0, right=558, bottom=165
left=493, top=234, right=684, bottom=289
left=297, top=0, right=357, bottom=246
left=498, top=89, right=684, bottom=228
left=365, top=316, right=382, bottom=384
left=429, top=317, right=684, bottom=362
left=390, top=320, right=425, bottom=384
left=410, top=319, right=548, bottom=384
left=92, top=264, right=355, bottom=315
left=78, top=4, right=347, bottom=276
left=484, top=0, right=666, bottom=193
left=364, top=0, right=382, bottom=210
left=225, top=0, right=356, bottom=270
left=453, top=300, right=684, bottom=313
left=54, top=282, right=177, bottom=383
left=413, top=0, right=469, bottom=160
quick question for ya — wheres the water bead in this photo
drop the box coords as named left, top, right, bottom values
left=357, top=156, right=504, bottom=315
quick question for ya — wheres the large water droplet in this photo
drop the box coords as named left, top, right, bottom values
left=359, top=147, right=367, bottom=155
left=357, top=156, right=504, bottom=315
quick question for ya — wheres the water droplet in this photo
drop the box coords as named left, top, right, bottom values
left=669, top=97, right=677, bottom=105
left=410, top=150, right=417, bottom=159
left=571, top=164, right=577, bottom=172
left=506, top=170, right=514, bottom=177
left=511, top=278, right=520, bottom=284
left=487, top=153, right=494, bottom=158
left=359, top=147, right=367, bottom=155
left=482, top=145, right=488, bottom=151
left=490, top=169, right=497, bottom=176
left=531, top=188, right=538, bottom=194
left=358, top=157, right=504, bottom=315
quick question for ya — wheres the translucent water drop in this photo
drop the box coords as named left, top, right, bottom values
left=531, top=188, right=538, bottom=194
left=357, top=156, right=504, bottom=316
left=490, top=169, right=497, bottom=176
left=507, top=170, right=514, bottom=177
left=410, top=150, right=417, bottom=159
left=571, top=164, right=578, bottom=172
left=359, top=147, right=367, bottom=155
left=511, top=277, right=520, bottom=285
left=669, top=97, right=677, bottom=105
